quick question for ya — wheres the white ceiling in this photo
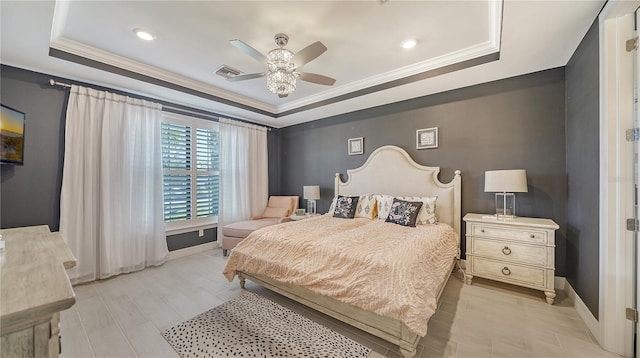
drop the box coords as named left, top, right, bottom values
left=1, top=1, right=603, bottom=128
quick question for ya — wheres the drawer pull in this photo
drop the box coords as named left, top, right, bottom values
left=480, top=229, right=485, bottom=233
left=501, top=267, right=511, bottom=276
left=530, top=234, right=535, bottom=238
left=502, top=246, right=512, bottom=255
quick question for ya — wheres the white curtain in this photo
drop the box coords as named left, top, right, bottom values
left=217, top=118, right=269, bottom=247
left=59, top=85, right=167, bottom=284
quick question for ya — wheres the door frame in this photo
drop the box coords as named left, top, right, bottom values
left=599, top=1, right=638, bottom=356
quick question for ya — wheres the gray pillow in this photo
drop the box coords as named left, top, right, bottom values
left=385, top=198, right=423, bottom=227
left=332, top=195, right=359, bottom=219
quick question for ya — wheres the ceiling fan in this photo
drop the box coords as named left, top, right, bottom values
left=227, top=33, right=336, bottom=98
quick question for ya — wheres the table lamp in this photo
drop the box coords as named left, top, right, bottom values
left=303, top=185, right=320, bottom=214
left=484, top=169, right=528, bottom=219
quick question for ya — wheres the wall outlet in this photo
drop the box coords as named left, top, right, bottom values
left=198, top=229, right=204, bottom=237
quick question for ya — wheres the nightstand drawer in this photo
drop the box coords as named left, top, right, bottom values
left=470, top=257, right=546, bottom=288
left=471, top=238, right=547, bottom=266
left=471, top=224, right=548, bottom=245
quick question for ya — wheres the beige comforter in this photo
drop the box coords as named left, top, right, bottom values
left=223, top=215, right=459, bottom=336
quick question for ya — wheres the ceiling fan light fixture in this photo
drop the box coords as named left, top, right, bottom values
left=267, top=69, right=296, bottom=95
left=134, top=28, right=155, bottom=41
left=228, top=33, right=335, bottom=97
left=266, top=46, right=296, bottom=96
left=401, top=39, right=417, bottom=49
left=267, top=48, right=295, bottom=69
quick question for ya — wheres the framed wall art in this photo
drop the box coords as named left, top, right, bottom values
left=416, top=127, right=438, bottom=149
left=348, top=137, right=364, bottom=155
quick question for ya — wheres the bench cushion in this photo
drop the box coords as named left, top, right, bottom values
left=222, top=218, right=280, bottom=238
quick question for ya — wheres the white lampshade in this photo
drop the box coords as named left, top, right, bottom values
left=484, top=170, right=528, bottom=193
left=303, top=185, right=320, bottom=200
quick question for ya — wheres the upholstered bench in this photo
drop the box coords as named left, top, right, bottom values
left=222, top=196, right=298, bottom=256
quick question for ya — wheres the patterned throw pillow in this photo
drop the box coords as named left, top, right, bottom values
left=385, top=198, right=423, bottom=227
left=332, top=195, right=360, bottom=219
left=355, top=195, right=377, bottom=219
left=398, top=196, right=438, bottom=224
left=375, top=194, right=395, bottom=220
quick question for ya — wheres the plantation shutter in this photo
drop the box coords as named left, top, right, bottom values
left=162, top=122, right=192, bottom=222
left=196, top=128, right=220, bottom=217
left=161, top=117, right=219, bottom=227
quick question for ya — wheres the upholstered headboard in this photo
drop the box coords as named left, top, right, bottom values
left=334, top=145, right=462, bottom=236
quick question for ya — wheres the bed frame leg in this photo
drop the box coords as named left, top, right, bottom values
left=239, top=277, right=246, bottom=289
left=464, top=274, right=473, bottom=285
left=399, top=326, right=418, bottom=358
left=399, top=346, right=416, bottom=358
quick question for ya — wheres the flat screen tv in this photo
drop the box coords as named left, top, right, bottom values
left=0, top=104, right=26, bottom=165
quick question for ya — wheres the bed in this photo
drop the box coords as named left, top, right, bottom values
left=223, top=145, right=461, bottom=357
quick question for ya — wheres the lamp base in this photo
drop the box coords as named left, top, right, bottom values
left=495, top=192, right=516, bottom=219
left=306, top=199, right=317, bottom=215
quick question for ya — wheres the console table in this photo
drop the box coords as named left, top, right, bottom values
left=0, top=225, right=76, bottom=357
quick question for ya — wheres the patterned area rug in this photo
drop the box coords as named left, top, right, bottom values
left=161, top=291, right=372, bottom=358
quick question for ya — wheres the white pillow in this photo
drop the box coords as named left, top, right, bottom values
left=375, top=194, right=395, bottom=220
left=354, top=195, right=377, bottom=219
left=328, top=196, right=337, bottom=214
left=398, top=196, right=437, bottom=224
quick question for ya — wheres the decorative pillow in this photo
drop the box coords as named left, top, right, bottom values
left=261, top=207, right=290, bottom=218
left=375, top=194, right=395, bottom=220
left=355, top=195, right=377, bottom=219
left=332, top=195, right=359, bottom=219
left=328, top=196, right=337, bottom=215
left=267, top=197, right=293, bottom=214
left=398, top=196, right=438, bottom=224
left=385, top=198, right=423, bottom=227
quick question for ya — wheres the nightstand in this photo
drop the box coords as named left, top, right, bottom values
left=463, top=213, right=559, bottom=304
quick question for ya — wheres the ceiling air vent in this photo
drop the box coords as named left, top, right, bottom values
left=215, top=65, right=242, bottom=79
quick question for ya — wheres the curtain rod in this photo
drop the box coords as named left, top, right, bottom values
left=163, top=105, right=271, bottom=131
left=49, top=79, right=272, bottom=131
left=49, top=79, right=72, bottom=88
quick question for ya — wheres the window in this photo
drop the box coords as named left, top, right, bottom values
left=161, top=113, right=219, bottom=233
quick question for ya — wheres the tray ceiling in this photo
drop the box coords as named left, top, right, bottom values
left=1, top=1, right=604, bottom=128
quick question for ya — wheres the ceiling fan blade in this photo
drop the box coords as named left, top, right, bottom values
left=229, top=39, right=268, bottom=64
left=292, top=41, right=327, bottom=68
left=226, top=73, right=266, bottom=82
left=297, top=72, right=336, bottom=86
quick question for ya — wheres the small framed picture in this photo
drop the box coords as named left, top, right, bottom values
left=416, top=127, right=438, bottom=149
left=295, top=209, right=306, bottom=216
left=348, top=137, right=364, bottom=155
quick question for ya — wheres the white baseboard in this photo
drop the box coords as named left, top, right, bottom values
left=558, top=277, right=602, bottom=345
left=166, top=241, right=218, bottom=261
left=553, top=276, right=566, bottom=291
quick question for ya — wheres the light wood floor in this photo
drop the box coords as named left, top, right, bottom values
left=60, top=248, right=621, bottom=358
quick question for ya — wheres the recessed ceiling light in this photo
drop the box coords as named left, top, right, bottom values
left=134, top=28, right=155, bottom=41
left=401, top=39, right=417, bottom=49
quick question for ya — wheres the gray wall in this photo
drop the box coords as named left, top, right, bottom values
left=565, top=20, right=599, bottom=318
left=1, top=66, right=67, bottom=231
left=0, top=65, right=220, bottom=250
left=274, top=68, right=568, bottom=275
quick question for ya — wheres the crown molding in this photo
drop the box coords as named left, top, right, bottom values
left=277, top=41, right=499, bottom=113
left=277, top=1, right=503, bottom=113
left=48, top=0, right=502, bottom=117
left=49, top=37, right=277, bottom=114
